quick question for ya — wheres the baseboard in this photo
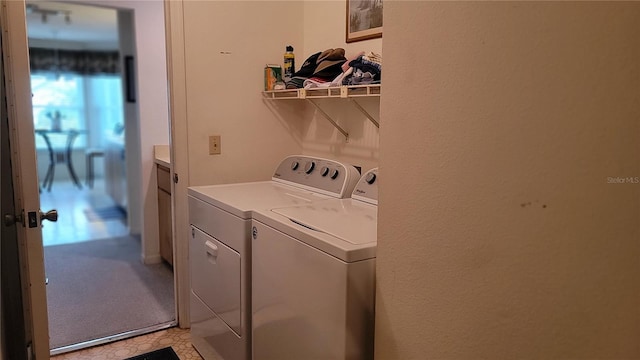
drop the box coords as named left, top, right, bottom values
left=142, top=253, right=162, bottom=264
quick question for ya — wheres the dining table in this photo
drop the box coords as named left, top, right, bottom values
left=35, top=129, right=86, bottom=191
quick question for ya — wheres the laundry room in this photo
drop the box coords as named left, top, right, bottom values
left=2, top=0, right=637, bottom=358
left=164, top=1, right=383, bottom=358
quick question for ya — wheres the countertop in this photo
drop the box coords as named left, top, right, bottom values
left=154, top=145, right=170, bottom=168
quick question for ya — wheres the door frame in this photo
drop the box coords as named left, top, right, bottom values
left=163, top=0, right=190, bottom=327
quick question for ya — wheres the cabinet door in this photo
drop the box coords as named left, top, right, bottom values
left=158, top=188, right=173, bottom=265
left=157, top=164, right=171, bottom=193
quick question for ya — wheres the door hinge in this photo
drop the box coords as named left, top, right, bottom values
left=173, top=172, right=179, bottom=184
left=27, top=342, right=33, bottom=360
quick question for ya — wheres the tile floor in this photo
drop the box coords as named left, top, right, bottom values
left=51, top=327, right=203, bottom=360
left=39, top=179, right=129, bottom=246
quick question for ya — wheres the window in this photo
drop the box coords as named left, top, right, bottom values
left=31, top=73, right=123, bottom=150
left=84, top=75, right=125, bottom=148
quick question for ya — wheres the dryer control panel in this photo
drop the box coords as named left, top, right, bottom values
left=272, top=155, right=360, bottom=198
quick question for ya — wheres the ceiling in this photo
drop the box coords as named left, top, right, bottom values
left=26, top=1, right=119, bottom=49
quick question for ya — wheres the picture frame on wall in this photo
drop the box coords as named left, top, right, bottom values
left=346, top=0, right=383, bottom=43
left=124, top=55, right=136, bottom=103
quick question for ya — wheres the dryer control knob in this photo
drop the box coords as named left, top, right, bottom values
left=291, top=161, right=299, bottom=171
left=330, top=169, right=340, bottom=180
left=320, top=166, right=330, bottom=177
left=305, top=161, right=315, bottom=174
left=365, top=172, right=377, bottom=184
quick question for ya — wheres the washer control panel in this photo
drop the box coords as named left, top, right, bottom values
left=272, top=155, right=361, bottom=198
left=351, top=168, right=379, bottom=205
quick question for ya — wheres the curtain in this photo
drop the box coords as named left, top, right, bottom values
left=29, top=47, right=120, bottom=75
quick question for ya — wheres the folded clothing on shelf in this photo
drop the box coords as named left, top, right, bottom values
left=286, top=48, right=347, bottom=89
left=283, top=49, right=382, bottom=89
left=342, top=52, right=382, bottom=86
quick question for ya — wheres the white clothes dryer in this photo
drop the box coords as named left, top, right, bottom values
left=187, top=155, right=360, bottom=360
left=251, top=168, right=379, bottom=360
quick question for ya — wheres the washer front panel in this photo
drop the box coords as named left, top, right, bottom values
left=251, top=220, right=375, bottom=359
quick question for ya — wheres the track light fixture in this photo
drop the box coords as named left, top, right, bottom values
left=26, top=4, right=71, bottom=25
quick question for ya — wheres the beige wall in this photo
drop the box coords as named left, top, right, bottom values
left=178, top=0, right=384, bottom=185
left=376, top=2, right=640, bottom=358
left=301, top=0, right=382, bottom=173
left=302, top=0, right=382, bottom=56
left=124, top=0, right=168, bottom=261
left=182, top=1, right=304, bottom=186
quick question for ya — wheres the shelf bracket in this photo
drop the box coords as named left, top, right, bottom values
left=349, top=98, right=379, bottom=128
left=307, top=98, right=349, bottom=141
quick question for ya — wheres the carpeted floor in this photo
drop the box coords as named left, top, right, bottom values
left=44, top=236, right=175, bottom=349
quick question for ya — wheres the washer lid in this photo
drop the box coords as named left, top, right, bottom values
left=188, top=181, right=330, bottom=219
left=272, top=199, right=377, bottom=246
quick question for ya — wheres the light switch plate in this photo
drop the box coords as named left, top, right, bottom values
left=209, top=135, right=221, bottom=155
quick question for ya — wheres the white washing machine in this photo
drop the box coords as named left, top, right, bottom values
left=251, top=168, right=379, bottom=360
left=187, top=155, right=361, bottom=360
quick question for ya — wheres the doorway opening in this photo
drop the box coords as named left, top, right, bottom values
left=25, top=1, right=175, bottom=353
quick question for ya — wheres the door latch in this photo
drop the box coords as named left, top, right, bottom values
left=27, top=211, right=38, bottom=228
left=4, top=212, right=24, bottom=227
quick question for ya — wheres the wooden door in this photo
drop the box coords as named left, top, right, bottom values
left=1, top=1, right=51, bottom=358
